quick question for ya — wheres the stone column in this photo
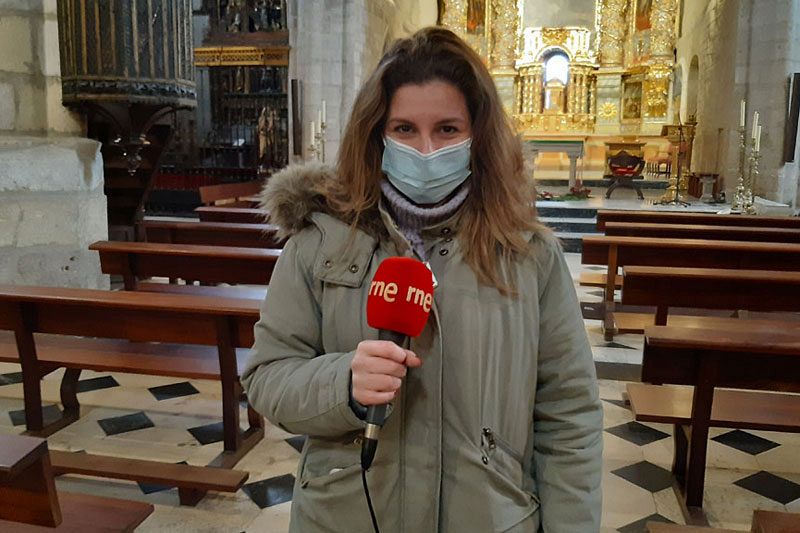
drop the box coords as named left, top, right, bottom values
left=488, top=0, right=519, bottom=113
left=0, top=1, right=107, bottom=288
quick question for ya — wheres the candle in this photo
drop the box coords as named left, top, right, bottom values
left=755, top=124, right=762, bottom=152
left=309, top=120, right=316, bottom=141
left=752, top=111, right=759, bottom=140
left=321, top=100, right=327, bottom=124
left=318, top=109, right=322, bottom=128
left=740, top=100, right=746, bottom=129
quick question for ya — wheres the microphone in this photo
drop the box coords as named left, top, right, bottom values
left=362, top=257, right=434, bottom=470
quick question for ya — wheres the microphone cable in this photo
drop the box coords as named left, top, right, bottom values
left=361, top=466, right=381, bottom=533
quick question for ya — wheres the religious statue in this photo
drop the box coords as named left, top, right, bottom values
left=234, top=66, right=245, bottom=93
left=258, top=106, right=277, bottom=169
left=225, top=0, right=245, bottom=32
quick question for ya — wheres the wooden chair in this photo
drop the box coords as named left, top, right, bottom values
left=0, top=286, right=261, bottom=504
left=0, top=433, right=154, bottom=531
left=605, top=150, right=646, bottom=200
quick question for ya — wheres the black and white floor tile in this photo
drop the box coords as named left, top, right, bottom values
left=0, top=254, right=798, bottom=531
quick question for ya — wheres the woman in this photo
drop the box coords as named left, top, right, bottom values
left=242, top=27, right=602, bottom=532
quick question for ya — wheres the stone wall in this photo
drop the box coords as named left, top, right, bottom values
left=286, top=0, right=436, bottom=163
left=0, top=0, right=107, bottom=288
left=677, top=0, right=800, bottom=207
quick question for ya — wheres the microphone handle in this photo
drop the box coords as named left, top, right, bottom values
left=362, top=329, right=407, bottom=470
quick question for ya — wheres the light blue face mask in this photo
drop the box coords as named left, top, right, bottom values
left=381, top=136, right=472, bottom=205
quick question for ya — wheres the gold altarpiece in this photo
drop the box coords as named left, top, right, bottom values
left=439, top=0, right=680, bottom=138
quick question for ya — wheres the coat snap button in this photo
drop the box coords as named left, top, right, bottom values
left=324, top=259, right=333, bottom=268
left=441, top=227, right=452, bottom=235
left=444, top=237, right=453, bottom=243
left=439, top=249, right=449, bottom=256
left=481, top=455, right=489, bottom=465
left=349, top=264, right=359, bottom=273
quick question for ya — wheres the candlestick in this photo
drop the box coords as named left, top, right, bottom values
left=740, top=100, right=746, bottom=129
left=755, top=124, right=762, bottom=152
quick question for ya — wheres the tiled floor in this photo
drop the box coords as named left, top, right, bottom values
left=1, top=254, right=798, bottom=532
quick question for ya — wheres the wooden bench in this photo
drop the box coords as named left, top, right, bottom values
left=195, top=206, right=268, bottom=224
left=199, top=180, right=263, bottom=207
left=620, top=266, right=800, bottom=328
left=0, top=286, right=261, bottom=504
left=605, top=222, right=800, bottom=243
left=0, top=433, right=153, bottom=531
left=596, top=209, right=800, bottom=231
left=89, top=240, right=278, bottom=294
left=628, top=324, right=800, bottom=522
left=141, top=220, right=283, bottom=248
left=647, top=524, right=741, bottom=532
left=751, top=510, right=800, bottom=532
left=581, top=236, right=800, bottom=339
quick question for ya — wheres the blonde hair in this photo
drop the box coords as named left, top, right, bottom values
left=330, top=27, right=544, bottom=293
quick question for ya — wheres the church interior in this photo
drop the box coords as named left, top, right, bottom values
left=1, top=0, right=800, bottom=531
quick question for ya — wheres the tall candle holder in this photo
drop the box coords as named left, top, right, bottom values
left=743, top=147, right=759, bottom=215
left=731, top=126, right=747, bottom=212
left=315, top=120, right=327, bottom=163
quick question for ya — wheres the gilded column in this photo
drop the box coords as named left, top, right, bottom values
left=488, top=0, right=519, bottom=113
left=650, top=0, right=678, bottom=59
left=598, top=0, right=627, bottom=67
left=644, top=0, right=677, bottom=126
left=440, top=0, right=468, bottom=38
left=531, top=66, right=543, bottom=114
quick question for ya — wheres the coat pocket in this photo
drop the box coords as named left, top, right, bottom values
left=479, top=426, right=540, bottom=532
left=298, top=434, right=362, bottom=485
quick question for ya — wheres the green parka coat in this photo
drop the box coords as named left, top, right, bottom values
left=242, top=163, right=603, bottom=532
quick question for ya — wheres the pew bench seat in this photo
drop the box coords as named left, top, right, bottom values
left=137, top=281, right=267, bottom=300
left=0, top=331, right=250, bottom=380
left=628, top=383, right=800, bottom=433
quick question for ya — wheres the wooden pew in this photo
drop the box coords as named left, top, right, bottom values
left=199, top=180, right=263, bottom=207
left=195, top=206, right=268, bottom=224
left=89, top=240, right=278, bottom=294
left=0, top=286, right=261, bottom=504
left=750, top=510, right=800, bottom=532
left=647, top=524, right=741, bottom=533
left=596, top=209, right=800, bottom=231
left=621, top=267, right=800, bottom=326
left=0, top=433, right=153, bottom=531
left=141, top=220, right=283, bottom=248
left=605, top=222, right=800, bottom=243
left=628, top=324, right=800, bottom=522
left=581, top=236, right=800, bottom=339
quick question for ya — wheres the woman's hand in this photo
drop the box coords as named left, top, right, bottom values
left=351, top=340, right=423, bottom=406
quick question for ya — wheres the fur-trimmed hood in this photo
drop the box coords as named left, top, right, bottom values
left=258, top=162, right=386, bottom=240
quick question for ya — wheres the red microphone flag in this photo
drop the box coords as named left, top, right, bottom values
left=366, top=257, right=434, bottom=337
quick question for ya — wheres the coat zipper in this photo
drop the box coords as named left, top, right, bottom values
left=481, top=427, right=523, bottom=464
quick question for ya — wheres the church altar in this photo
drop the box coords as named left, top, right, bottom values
left=440, top=0, right=681, bottom=178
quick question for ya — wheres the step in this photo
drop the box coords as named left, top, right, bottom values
left=540, top=217, right=598, bottom=234
left=536, top=205, right=598, bottom=219
left=553, top=231, right=594, bottom=253
left=536, top=178, right=669, bottom=189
